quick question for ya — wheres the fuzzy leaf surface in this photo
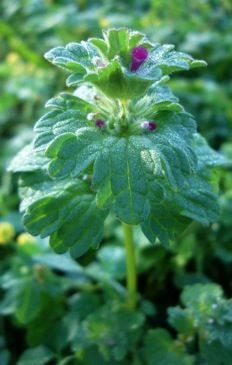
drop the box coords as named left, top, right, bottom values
left=19, top=170, right=108, bottom=258
left=45, top=111, right=198, bottom=226
left=34, top=93, right=93, bottom=152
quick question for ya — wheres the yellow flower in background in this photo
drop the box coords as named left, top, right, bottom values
left=0, top=222, right=15, bottom=245
left=17, top=233, right=36, bottom=246
left=6, top=52, right=20, bottom=64
left=99, top=18, right=110, bottom=28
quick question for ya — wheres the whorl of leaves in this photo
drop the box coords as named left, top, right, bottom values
left=10, top=28, right=228, bottom=257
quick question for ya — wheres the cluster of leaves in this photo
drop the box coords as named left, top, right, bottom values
left=168, top=284, right=232, bottom=365
left=2, top=0, right=232, bottom=213
left=10, top=28, right=227, bottom=258
left=1, top=232, right=232, bottom=365
left=1, top=0, right=232, bottom=218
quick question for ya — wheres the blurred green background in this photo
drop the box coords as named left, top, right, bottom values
left=1, top=1, right=232, bottom=364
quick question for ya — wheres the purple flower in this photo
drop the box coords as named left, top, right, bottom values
left=95, top=119, right=105, bottom=128
left=141, top=121, right=157, bottom=131
left=131, top=47, right=149, bottom=72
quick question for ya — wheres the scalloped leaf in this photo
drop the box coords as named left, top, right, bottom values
left=44, top=41, right=99, bottom=73
left=132, top=85, right=184, bottom=116
left=46, top=128, right=103, bottom=178
left=20, top=171, right=108, bottom=258
left=8, top=144, right=49, bottom=173
left=34, top=93, right=93, bottom=152
left=147, top=44, right=207, bottom=74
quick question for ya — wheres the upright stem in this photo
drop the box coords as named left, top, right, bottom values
left=122, top=223, right=137, bottom=310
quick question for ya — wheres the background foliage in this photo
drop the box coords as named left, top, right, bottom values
left=0, top=1, right=232, bottom=364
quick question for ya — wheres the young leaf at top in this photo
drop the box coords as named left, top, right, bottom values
left=44, top=28, right=206, bottom=99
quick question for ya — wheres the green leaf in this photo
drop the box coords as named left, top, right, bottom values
left=141, top=205, right=191, bottom=246
left=33, top=254, right=83, bottom=274
left=143, top=329, right=194, bottom=365
left=193, top=134, right=231, bottom=169
left=89, top=38, right=109, bottom=57
left=69, top=292, right=101, bottom=321
left=34, top=93, right=93, bottom=152
left=17, top=346, right=55, bottom=365
left=132, top=85, right=184, bottom=117
left=200, top=339, right=232, bottom=365
left=26, top=297, right=69, bottom=351
left=8, top=145, right=48, bottom=173
left=145, top=112, right=198, bottom=186
left=94, top=137, right=151, bottom=224
left=46, top=128, right=103, bottom=178
left=15, top=278, right=43, bottom=324
left=20, top=171, right=108, bottom=257
left=147, top=44, right=206, bottom=74
left=84, top=57, right=161, bottom=99
left=80, top=346, right=126, bottom=365
left=141, top=129, right=221, bottom=245
left=102, top=28, right=151, bottom=65
left=168, top=307, right=195, bottom=335
left=174, top=175, right=219, bottom=225
left=168, top=284, right=232, bottom=364
left=19, top=170, right=76, bottom=211
left=71, top=302, right=145, bottom=362
left=44, top=41, right=99, bottom=73
left=181, top=284, right=223, bottom=313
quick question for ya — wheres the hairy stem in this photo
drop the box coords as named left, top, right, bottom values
left=122, top=223, right=137, bottom=310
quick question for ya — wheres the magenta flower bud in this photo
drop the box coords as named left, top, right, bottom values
left=141, top=121, right=157, bottom=131
left=95, top=119, right=105, bottom=128
left=131, top=47, right=149, bottom=72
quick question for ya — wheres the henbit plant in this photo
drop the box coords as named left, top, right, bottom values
left=10, top=28, right=227, bottom=310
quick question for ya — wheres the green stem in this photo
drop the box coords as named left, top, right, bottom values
left=122, top=223, right=137, bottom=310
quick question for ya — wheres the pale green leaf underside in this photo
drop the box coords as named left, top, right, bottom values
left=8, top=145, right=48, bottom=173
